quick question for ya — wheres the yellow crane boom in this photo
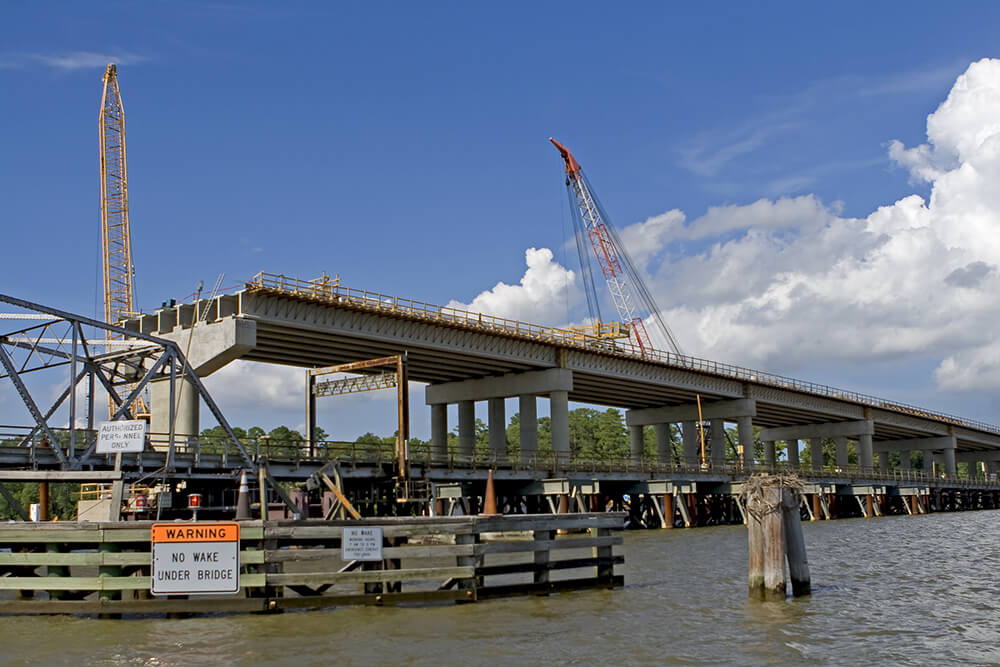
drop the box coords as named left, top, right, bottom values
left=99, top=63, right=144, bottom=417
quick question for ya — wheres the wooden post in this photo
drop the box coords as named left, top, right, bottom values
left=782, top=488, right=811, bottom=597
left=747, top=474, right=811, bottom=601
left=761, top=485, right=786, bottom=600
left=811, top=493, right=821, bottom=522
left=534, top=529, right=554, bottom=587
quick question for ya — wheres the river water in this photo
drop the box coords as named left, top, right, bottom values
left=2, top=511, right=998, bottom=666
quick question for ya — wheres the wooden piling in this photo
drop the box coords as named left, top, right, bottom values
left=662, top=493, right=674, bottom=529
left=782, top=488, right=811, bottom=597
left=746, top=474, right=811, bottom=601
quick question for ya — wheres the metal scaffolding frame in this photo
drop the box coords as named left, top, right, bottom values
left=0, top=293, right=255, bottom=472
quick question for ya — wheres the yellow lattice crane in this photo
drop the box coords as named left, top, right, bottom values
left=99, top=63, right=146, bottom=417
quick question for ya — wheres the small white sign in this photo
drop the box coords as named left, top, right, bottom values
left=150, top=523, right=241, bottom=596
left=96, top=420, right=147, bottom=454
left=342, top=526, right=383, bottom=561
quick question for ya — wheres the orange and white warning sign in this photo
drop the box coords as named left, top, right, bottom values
left=151, top=523, right=239, bottom=543
left=150, top=522, right=240, bottom=596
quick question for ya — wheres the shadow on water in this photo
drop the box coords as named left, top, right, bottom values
left=2, top=512, right=1000, bottom=665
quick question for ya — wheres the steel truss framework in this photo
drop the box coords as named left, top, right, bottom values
left=0, top=293, right=254, bottom=472
left=306, top=354, right=409, bottom=480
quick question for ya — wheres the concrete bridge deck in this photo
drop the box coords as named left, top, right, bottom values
left=120, top=273, right=1000, bottom=481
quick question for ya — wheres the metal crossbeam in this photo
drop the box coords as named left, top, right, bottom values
left=315, top=372, right=397, bottom=397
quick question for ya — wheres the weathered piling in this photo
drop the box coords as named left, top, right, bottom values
left=746, top=474, right=811, bottom=601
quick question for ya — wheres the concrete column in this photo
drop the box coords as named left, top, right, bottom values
left=737, top=416, right=754, bottom=469
left=878, top=452, right=889, bottom=476
left=488, top=397, right=505, bottom=459
left=898, top=451, right=911, bottom=472
left=150, top=377, right=199, bottom=450
left=654, top=423, right=672, bottom=465
left=550, top=391, right=570, bottom=462
left=518, top=394, right=537, bottom=460
left=763, top=440, right=776, bottom=469
left=858, top=433, right=874, bottom=472
left=681, top=421, right=698, bottom=467
left=457, top=400, right=475, bottom=459
left=810, top=438, right=824, bottom=472
left=710, top=419, right=725, bottom=466
left=430, top=403, right=448, bottom=461
left=920, top=451, right=933, bottom=474
left=834, top=436, right=848, bottom=469
left=786, top=439, right=799, bottom=469
left=943, top=446, right=957, bottom=478
left=629, top=425, right=644, bottom=465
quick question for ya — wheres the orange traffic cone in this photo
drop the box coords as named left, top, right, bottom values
left=481, top=469, right=498, bottom=516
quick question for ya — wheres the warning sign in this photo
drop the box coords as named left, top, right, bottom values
left=151, top=522, right=240, bottom=595
left=342, top=526, right=383, bottom=561
left=96, top=420, right=147, bottom=453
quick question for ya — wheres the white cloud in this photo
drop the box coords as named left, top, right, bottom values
left=447, top=248, right=579, bottom=326
left=621, top=58, right=1000, bottom=394
left=453, top=59, right=1000, bottom=404
left=0, top=51, right=149, bottom=71
left=201, top=360, right=302, bottom=415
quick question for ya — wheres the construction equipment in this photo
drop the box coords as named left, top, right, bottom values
left=99, top=63, right=146, bottom=416
left=551, top=138, right=682, bottom=357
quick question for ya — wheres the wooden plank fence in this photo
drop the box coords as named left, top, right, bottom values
left=0, top=513, right=624, bottom=616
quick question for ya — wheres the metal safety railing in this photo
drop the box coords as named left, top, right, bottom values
left=245, top=272, right=1000, bottom=437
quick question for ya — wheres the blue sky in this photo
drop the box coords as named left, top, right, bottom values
left=4, top=2, right=1000, bottom=438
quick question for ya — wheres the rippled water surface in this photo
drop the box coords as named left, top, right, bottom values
left=2, top=511, right=998, bottom=666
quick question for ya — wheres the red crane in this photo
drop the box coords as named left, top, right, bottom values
left=551, top=138, right=682, bottom=357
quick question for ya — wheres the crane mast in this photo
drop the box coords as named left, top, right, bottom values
left=100, top=64, right=142, bottom=416
left=551, top=138, right=682, bottom=357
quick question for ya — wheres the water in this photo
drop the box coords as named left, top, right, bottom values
left=2, top=512, right=998, bottom=666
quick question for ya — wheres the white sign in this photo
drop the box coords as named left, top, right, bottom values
left=342, top=526, right=383, bottom=561
left=150, top=522, right=240, bottom=595
left=96, top=420, right=147, bottom=454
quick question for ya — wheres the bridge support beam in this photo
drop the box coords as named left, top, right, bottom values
left=150, top=377, right=199, bottom=446
left=519, top=394, right=538, bottom=460
left=763, top=440, right=776, bottom=469
left=488, top=398, right=505, bottom=459
left=654, top=424, right=672, bottom=465
left=737, top=415, right=754, bottom=469
left=859, top=433, right=874, bottom=473
left=787, top=439, right=799, bottom=469
left=550, top=390, right=570, bottom=461
left=835, top=437, right=848, bottom=469
left=809, top=438, right=823, bottom=472
left=710, top=419, right=725, bottom=466
left=682, top=422, right=698, bottom=467
left=430, top=403, right=447, bottom=461
left=458, top=400, right=475, bottom=459
left=630, top=426, right=644, bottom=465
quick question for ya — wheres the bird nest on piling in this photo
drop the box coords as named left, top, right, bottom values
left=744, top=473, right=805, bottom=520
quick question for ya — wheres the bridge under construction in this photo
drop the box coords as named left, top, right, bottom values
left=2, top=272, right=999, bottom=527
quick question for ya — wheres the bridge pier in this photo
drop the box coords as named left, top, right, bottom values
left=682, top=422, right=699, bottom=467
left=488, top=398, right=505, bottom=460
left=710, top=419, right=725, bottom=467
left=763, top=440, right=776, bottom=470
left=458, top=400, right=475, bottom=459
left=629, top=426, right=644, bottom=465
left=430, top=404, right=447, bottom=462
left=519, top=394, right=538, bottom=462
left=787, top=439, right=799, bottom=470
left=810, top=438, right=823, bottom=472
left=654, top=424, right=672, bottom=465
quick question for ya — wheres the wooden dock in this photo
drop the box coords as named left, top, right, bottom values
left=0, top=513, right=624, bottom=616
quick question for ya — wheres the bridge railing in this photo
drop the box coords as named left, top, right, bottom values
left=245, top=272, right=1000, bottom=438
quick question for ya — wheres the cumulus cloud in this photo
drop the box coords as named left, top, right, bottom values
left=633, top=58, right=1000, bottom=392
left=447, top=248, right=579, bottom=326
left=463, top=59, right=1000, bottom=401
left=201, top=360, right=302, bottom=414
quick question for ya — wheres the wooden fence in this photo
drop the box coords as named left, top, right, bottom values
left=0, top=513, right=624, bottom=616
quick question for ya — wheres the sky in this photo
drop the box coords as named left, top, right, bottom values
left=4, top=2, right=1000, bottom=440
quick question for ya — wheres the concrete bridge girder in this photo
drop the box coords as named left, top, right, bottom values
left=625, top=399, right=756, bottom=467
